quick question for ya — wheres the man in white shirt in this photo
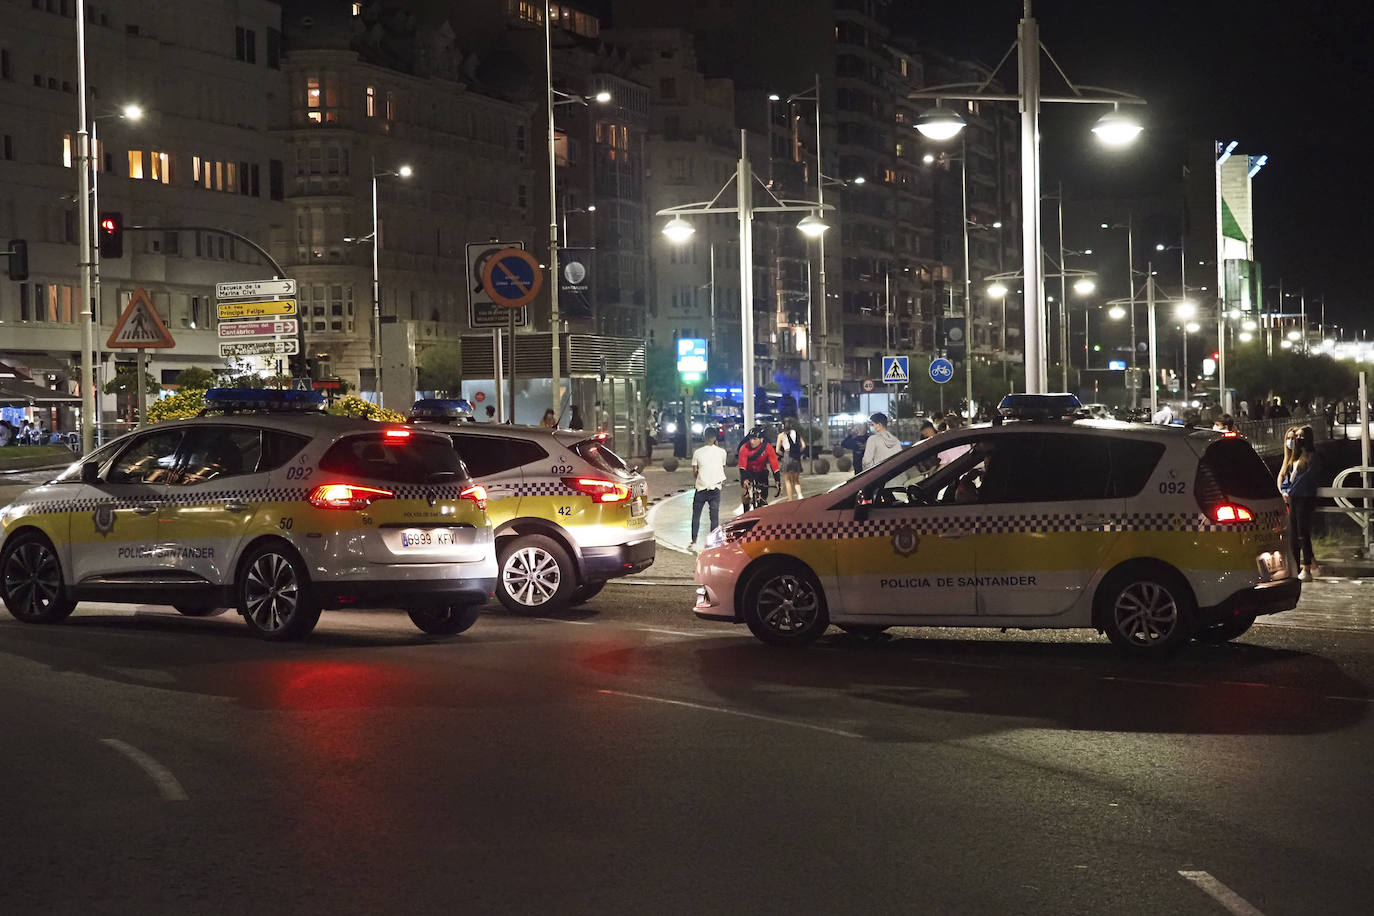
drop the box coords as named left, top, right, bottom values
left=1151, top=403, right=1175, bottom=425
left=690, top=429, right=728, bottom=548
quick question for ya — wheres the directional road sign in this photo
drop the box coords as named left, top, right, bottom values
left=466, top=241, right=529, bottom=329
left=929, top=357, right=955, bottom=384
left=216, top=279, right=296, bottom=300
left=217, top=319, right=299, bottom=339
left=218, top=298, right=297, bottom=320
left=107, top=288, right=176, bottom=349
left=219, top=339, right=300, bottom=358
left=481, top=247, right=543, bottom=308
left=881, top=355, right=909, bottom=384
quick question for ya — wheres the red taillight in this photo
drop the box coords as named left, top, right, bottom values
left=459, top=484, right=487, bottom=510
left=383, top=428, right=412, bottom=441
left=309, top=483, right=394, bottom=510
left=1213, top=503, right=1254, bottom=523
left=563, top=476, right=631, bottom=503
left=1223, top=430, right=1239, bottom=438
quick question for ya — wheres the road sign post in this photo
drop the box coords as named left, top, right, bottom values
left=215, top=278, right=300, bottom=383
left=480, top=247, right=543, bottom=423
left=106, top=289, right=177, bottom=429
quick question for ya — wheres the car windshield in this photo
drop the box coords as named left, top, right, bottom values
left=571, top=439, right=633, bottom=477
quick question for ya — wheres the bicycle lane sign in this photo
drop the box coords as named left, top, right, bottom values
left=929, top=358, right=955, bottom=384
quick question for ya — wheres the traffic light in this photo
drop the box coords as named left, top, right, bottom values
left=4, top=239, right=27, bottom=281
left=98, top=211, right=124, bottom=258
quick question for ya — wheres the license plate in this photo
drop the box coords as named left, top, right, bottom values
left=630, top=497, right=645, bottom=517
left=401, top=529, right=456, bottom=548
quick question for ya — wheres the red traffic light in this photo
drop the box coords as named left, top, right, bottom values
left=98, top=211, right=124, bottom=258
left=1211, top=351, right=1220, bottom=361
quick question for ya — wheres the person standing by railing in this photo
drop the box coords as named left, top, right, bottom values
left=1280, top=425, right=1321, bottom=580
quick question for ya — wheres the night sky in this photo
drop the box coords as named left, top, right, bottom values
left=602, top=1, right=1372, bottom=331
left=898, top=0, right=1373, bottom=331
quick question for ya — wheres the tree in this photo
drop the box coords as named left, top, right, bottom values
left=645, top=344, right=680, bottom=407
left=174, top=366, right=219, bottom=390
left=417, top=344, right=463, bottom=395
left=102, top=366, right=159, bottom=396
left=1226, top=344, right=1357, bottom=410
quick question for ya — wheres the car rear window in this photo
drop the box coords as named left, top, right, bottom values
left=571, top=439, right=631, bottom=477
left=452, top=436, right=548, bottom=477
left=261, top=430, right=311, bottom=471
left=1196, top=437, right=1278, bottom=500
left=1106, top=439, right=1166, bottom=497
left=318, top=433, right=465, bottom=484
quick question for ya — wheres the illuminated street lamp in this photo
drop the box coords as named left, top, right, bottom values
left=658, top=132, right=833, bottom=430
left=370, top=160, right=413, bottom=406
left=909, top=2, right=1145, bottom=393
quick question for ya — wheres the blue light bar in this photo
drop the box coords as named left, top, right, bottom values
left=204, top=387, right=325, bottom=411
left=997, top=392, right=1082, bottom=420
left=409, top=398, right=473, bottom=421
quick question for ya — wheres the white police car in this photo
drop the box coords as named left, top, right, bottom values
left=0, top=389, right=497, bottom=640
left=695, top=394, right=1300, bottom=655
left=409, top=400, right=654, bottom=613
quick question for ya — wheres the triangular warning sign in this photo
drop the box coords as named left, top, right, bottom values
left=882, top=358, right=908, bottom=383
left=107, top=288, right=176, bottom=349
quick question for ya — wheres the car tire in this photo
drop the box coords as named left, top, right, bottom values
left=236, top=542, right=321, bottom=641
left=1194, top=614, right=1256, bottom=643
left=741, top=561, right=829, bottom=647
left=570, top=581, right=605, bottom=606
left=174, top=604, right=229, bottom=618
left=0, top=533, right=76, bottom=624
left=407, top=603, right=481, bottom=636
left=496, top=535, right=576, bottom=614
left=1097, top=565, right=1195, bottom=656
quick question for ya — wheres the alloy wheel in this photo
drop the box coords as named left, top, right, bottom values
left=4, top=542, right=63, bottom=620
left=1112, top=581, right=1179, bottom=646
left=244, top=552, right=300, bottom=633
left=756, top=573, right=821, bottom=636
left=503, top=546, right=561, bottom=607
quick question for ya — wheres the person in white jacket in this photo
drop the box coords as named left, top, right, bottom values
left=862, top=413, right=903, bottom=469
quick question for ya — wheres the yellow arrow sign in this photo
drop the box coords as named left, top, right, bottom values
left=217, top=298, right=297, bottom=319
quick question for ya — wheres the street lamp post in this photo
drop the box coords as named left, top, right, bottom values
left=75, top=0, right=95, bottom=453
left=658, top=130, right=832, bottom=432
left=910, top=1, right=1144, bottom=394
left=370, top=159, right=412, bottom=408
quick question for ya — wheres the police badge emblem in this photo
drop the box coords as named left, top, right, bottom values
left=891, top=524, right=919, bottom=557
left=93, top=505, right=116, bottom=536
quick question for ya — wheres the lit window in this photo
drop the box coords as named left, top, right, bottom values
left=128, top=150, right=144, bottom=179
left=193, top=155, right=202, bottom=181
left=385, top=91, right=395, bottom=121
left=351, top=2, right=362, bottom=15
left=62, top=133, right=72, bottom=167
left=366, top=85, right=375, bottom=117
left=149, top=151, right=170, bottom=183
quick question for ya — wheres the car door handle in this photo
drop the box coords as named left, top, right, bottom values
left=225, top=501, right=250, bottom=513
left=132, top=504, right=158, bottom=516
left=939, top=527, right=968, bottom=539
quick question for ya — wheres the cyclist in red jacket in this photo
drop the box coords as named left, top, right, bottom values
left=737, top=425, right=781, bottom=510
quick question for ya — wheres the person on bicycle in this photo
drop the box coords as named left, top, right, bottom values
left=737, top=425, right=781, bottom=510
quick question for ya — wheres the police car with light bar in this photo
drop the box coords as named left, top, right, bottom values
left=694, top=393, right=1301, bottom=655
left=0, top=389, right=497, bottom=640
left=410, top=400, right=655, bottom=613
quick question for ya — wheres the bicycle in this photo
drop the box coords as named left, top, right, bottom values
left=740, top=474, right=776, bottom=513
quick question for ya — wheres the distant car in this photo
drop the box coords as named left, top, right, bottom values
left=0, top=389, right=497, bottom=640
left=1079, top=403, right=1113, bottom=420
left=411, top=404, right=655, bottom=614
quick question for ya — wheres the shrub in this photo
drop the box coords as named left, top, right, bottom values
left=326, top=395, right=406, bottom=423
left=145, top=388, right=209, bottom=424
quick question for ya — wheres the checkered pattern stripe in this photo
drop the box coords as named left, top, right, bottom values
left=391, top=484, right=466, bottom=501
left=12, top=487, right=311, bottom=517
left=740, top=509, right=1283, bottom=543
left=514, top=481, right=581, bottom=497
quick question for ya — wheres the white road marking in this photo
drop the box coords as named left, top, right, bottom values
left=636, top=626, right=729, bottom=638
left=598, top=688, right=863, bottom=739
left=99, top=738, right=188, bottom=801
left=1178, top=870, right=1266, bottom=916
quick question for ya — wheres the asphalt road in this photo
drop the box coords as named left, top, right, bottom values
left=1, top=580, right=1371, bottom=915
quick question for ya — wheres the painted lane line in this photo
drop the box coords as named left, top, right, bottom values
left=598, top=689, right=863, bottom=739
left=1178, top=871, right=1265, bottom=916
left=99, top=738, right=188, bottom=801
left=636, top=626, right=728, bottom=638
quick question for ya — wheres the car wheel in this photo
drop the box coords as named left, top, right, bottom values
left=741, top=561, right=829, bottom=647
left=496, top=535, right=576, bottom=614
left=174, top=604, right=229, bottom=618
left=236, top=542, right=321, bottom=641
left=407, top=603, right=481, bottom=636
left=1194, top=614, right=1256, bottom=643
left=1098, top=567, right=1195, bottom=656
left=0, top=533, right=76, bottom=624
left=570, top=582, right=605, bottom=606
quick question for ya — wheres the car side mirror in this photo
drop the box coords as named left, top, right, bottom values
left=853, top=489, right=873, bottom=521
left=81, top=463, right=100, bottom=484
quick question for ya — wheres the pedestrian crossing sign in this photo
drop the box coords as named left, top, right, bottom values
left=106, top=287, right=176, bottom=349
left=881, top=355, right=909, bottom=384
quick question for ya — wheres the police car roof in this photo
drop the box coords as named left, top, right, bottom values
left=161, top=412, right=448, bottom=438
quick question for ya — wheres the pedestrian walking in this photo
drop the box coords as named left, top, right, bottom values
left=862, top=412, right=903, bottom=469
left=775, top=418, right=806, bottom=500
left=689, top=429, right=728, bottom=548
